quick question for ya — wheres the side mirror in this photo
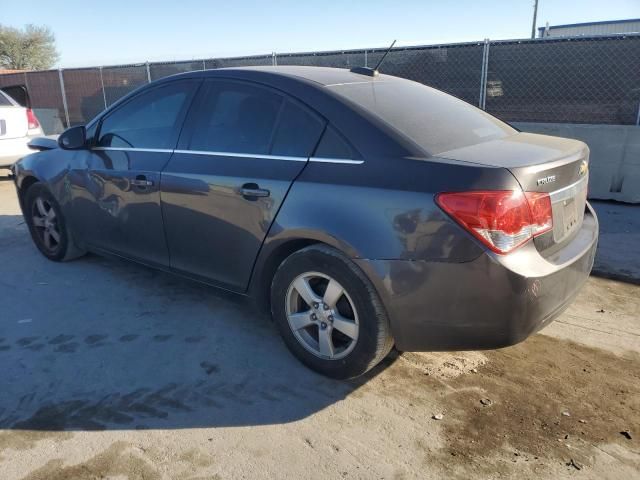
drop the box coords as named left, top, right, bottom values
left=58, top=125, right=86, bottom=150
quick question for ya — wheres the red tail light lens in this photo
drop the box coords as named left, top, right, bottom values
left=436, top=190, right=553, bottom=254
left=524, top=192, right=553, bottom=236
left=26, top=109, right=40, bottom=130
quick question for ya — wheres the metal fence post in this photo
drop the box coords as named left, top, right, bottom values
left=482, top=39, right=490, bottom=110
left=478, top=39, right=490, bottom=110
left=145, top=61, right=151, bottom=83
left=272, top=52, right=278, bottom=66
left=23, top=71, right=30, bottom=98
left=202, top=59, right=206, bottom=70
left=478, top=42, right=486, bottom=108
left=58, top=69, right=70, bottom=128
left=364, top=50, right=368, bottom=67
left=99, top=66, right=107, bottom=109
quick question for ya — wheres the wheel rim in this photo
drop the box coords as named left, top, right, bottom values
left=285, top=272, right=359, bottom=360
left=31, top=196, right=61, bottom=254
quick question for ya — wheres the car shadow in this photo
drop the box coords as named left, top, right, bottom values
left=0, top=214, right=396, bottom=431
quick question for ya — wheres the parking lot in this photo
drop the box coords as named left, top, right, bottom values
left=0, top=177, right=638, bottom=479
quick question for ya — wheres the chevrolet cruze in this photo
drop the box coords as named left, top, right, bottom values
left=12, top=66, right=598, bottom=378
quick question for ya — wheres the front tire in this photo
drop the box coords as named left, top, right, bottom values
left=24, top=183, right=85, bottom=262
left=271, top=245, right=393, bottom=379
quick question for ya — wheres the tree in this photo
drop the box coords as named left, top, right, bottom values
left=0, top=24, right=59, bottom=70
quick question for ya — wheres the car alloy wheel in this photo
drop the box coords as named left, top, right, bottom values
left=285, top=271, right=359, bottom=360
left=31, top=196, right=61, bottom=254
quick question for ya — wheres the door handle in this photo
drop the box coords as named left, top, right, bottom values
left=131, top=175, right=154, bottom=187
left=240, top=183, right=270, bottom=198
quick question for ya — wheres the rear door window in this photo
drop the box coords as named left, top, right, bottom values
left=313, top=126, right=359, bottom=159
left=270, top=101, right=324, bottom=157
left=188, top=80, right=282, bottom=155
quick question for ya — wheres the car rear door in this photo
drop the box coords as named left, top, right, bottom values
left=72, top=79, right=200, bottom=265
left=160, top=78, right=325, bottom=291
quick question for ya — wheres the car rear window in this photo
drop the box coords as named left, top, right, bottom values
left=328, top=78, right=515, bottom=155
left=0, top=91, right=16, bottom=107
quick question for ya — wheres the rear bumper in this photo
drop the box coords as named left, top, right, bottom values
left=0, top=136, right=34, bottom=168
left=356, top=203, right=599, bottom=351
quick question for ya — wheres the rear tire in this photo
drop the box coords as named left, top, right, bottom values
left=271, top=244, right=393, bottom=379
left=24, top=183, right=85, bottom=262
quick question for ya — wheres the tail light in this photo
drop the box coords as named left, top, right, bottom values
left=436, top=190, right=552, bottom=254
left=524, top=192, right=553, bottom=235
left=26, top=109, right=40, bottom=130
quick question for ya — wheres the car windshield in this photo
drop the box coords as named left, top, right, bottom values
left=328, top=77, right=515, bottom=155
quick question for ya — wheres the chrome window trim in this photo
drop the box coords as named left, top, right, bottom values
left=309, top=157, right=364, bottom=165
left=173, top=149, right=307, bottom=162
left=90, top=147, right=364, bottom=165
left=91, top=147, right=174, bottom=154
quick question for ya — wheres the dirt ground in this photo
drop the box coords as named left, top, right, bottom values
left=0, top=177, right=638, bottom=479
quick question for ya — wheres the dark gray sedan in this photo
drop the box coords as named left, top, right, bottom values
left=12, top=66, right=598, bottom=378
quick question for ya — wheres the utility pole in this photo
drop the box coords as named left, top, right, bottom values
left=531, top=0, right=539, bottom=39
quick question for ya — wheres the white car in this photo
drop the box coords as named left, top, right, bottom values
left=0, top=89, right=43, bottom=168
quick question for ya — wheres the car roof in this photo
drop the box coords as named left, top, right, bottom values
left=175, top=65, right=389, bottom=88
left=97, top=66, right=423, bottom=160
left=218, top=66, right=385, bottom=86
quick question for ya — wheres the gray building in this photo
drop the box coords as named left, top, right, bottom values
left=538, top=18, right=640, bottom=38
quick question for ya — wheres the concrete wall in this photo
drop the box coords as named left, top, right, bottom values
left=513, top=122, right=640, bottom=204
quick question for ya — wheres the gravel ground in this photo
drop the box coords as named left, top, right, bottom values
left=0, top=177, right=638, bottom=480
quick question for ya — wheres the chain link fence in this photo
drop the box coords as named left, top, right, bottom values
left=1, top=34, right=638, bottom=134
left=486, top=35, right=640, bottom=124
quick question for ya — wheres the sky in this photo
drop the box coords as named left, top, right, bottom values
left=2, top=0, right=639, bottom=68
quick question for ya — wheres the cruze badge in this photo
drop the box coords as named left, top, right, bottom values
left=579, top=160, right=588, bottom=176
left=536, top=175, right=556, bottom=186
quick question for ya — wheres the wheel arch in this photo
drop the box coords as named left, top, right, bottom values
left=16, top=175, right=41, bottom=213
left=249, top=232, right=359, bottom=311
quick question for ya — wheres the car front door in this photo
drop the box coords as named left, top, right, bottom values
left=72, top=79, right=200, bottom=266
left=160, top=79, right=325, bottom=291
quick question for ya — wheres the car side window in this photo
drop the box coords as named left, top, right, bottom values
left=313, top=126, right=359, bottom=159
left=270, top=101, right=325, bottom=157
left=97, top=81, right=195, bottom=149
left=189, top=81, right=282, bottom=155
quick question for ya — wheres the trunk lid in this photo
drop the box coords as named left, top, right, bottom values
left=438, top=132, right=590, bottom=254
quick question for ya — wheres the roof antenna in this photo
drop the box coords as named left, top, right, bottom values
left=350, top=40, right=396, bottom=77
